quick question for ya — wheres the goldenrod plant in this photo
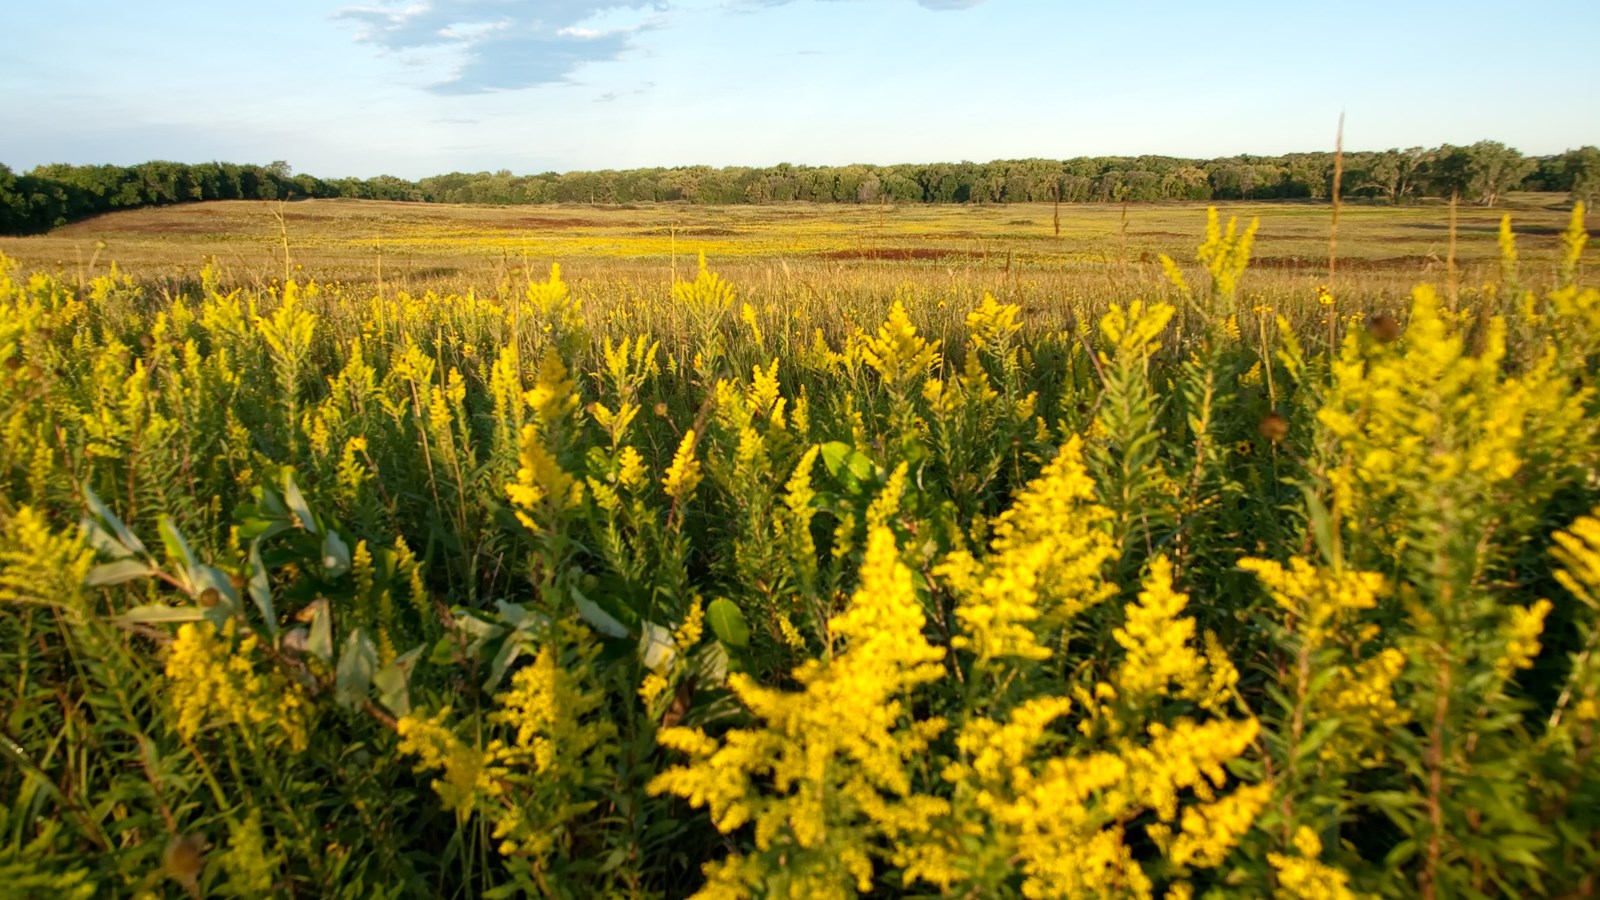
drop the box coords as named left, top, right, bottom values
left=0, top=207, right=1596, bottom=897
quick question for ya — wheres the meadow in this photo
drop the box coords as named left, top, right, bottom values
left=1, top=196, right=1598, bottom=899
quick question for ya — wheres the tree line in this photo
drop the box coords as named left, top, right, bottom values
left=3, top=141, right=1597, bottom=235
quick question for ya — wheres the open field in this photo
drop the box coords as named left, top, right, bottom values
left=2, top=199, right=1599, bottom=898
left=0, top=193, right=1583, bottom=301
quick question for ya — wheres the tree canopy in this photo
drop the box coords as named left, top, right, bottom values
left=2, top=143, right=1593, bottom=235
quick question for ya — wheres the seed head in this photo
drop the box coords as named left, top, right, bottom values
left=1367, top=313, right=1401, bottom=344
left=1259, top=411, right=1289, bottom=443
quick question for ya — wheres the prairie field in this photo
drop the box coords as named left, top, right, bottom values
left=2, top=197, right=1599, bottom=899
left=0, top=193, right=1581, bottom=295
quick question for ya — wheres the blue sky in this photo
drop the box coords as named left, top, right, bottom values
left=2, top=0, right=1595, bottom=179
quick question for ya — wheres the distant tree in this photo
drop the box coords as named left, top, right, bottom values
left=1427, top=145, right=1474, bottom=201
left=1465, top=141, right=1535, bottom=207
left=1562, top=146, right=1600, bottom=208
left=1122, top=170, right=1161, bottom=202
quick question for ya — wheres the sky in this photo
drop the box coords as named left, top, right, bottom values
left=1, top=0, right=1596, bottom=180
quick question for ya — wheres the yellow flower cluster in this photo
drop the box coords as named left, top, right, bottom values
left=219, top=811, right=278, bottom=895
left=650, top=527, right=949, bottom=897
left=398, top=620, right=617, bottom=865
left=939, top=437, right=1116, bottom=666
left=505, top=350, right=586, bottom=534
left=1496, top=599, right=1553, bottom=680
left=1268, top=827, right=1359, bottom=900
left=916, top=552, right=1262, bottom=898
left=663, top=428, right=704, bottom=503
left=165, top=621, right=308, bottom=752
left=860, top=300, right=940, bottom=392
left=964, top=292, right=1022, bottom=354
left=1240, top=555, right=1405, bottom=766
left=1196, top=207, right=1259, bottom=302
left=0, top=507, right=94, bottom=610
left=1115, top=557, right=1237, bottom=711
left=1317, top=286, right=1590, bottom=550
left=1239, top=556, right=1385, bottom=648
left=1099, top=299, right=1175, bottom=361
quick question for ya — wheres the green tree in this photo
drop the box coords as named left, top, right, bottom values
left=1563, top=146, right=1600, bottom=208
left=1465, top=140, right=1535, bottom=207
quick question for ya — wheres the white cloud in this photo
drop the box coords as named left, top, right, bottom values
left=338, top=1, right=665, bottom=93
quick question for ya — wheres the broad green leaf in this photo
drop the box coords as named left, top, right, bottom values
left=321, top=530, right=351, bottom=577
left=373, top=645, right=425, bottom=716
left=706, top=598, right=749, bottom=649
left=335, top=628, right=379, bottom=711
left=819, top=441, right=853, bottom=477
left=485, top=633, right=525, bottom=692
left=696, top=641, right=729, bottom=684
left=571, top=584, right=628, bottom=638
left=306, top=599, right=334, bottom=664
left=282, top=469, right=319, bottom=535
left=640, top=622, right=676, bottom=673
left=820, top=441, right=876, bottom=489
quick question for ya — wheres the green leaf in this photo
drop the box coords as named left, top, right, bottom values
left=113, top=604, right=206, bottom=625
left=281, top=468, right=319, bottom=535
left=83, top=484, right=145, bottom=556
left=706, top=598, right=749, bottom=649
left=571, top=584, right=628, bottom=638
left=494, top=599, right=549, bottom=633
left=1295, top=718, right=1343, bottom=762
left=640, top=622, right=676, bottom=672
left=321, top=530, right=351, bottom=577
left=1300, top=483, right=1342, bottom=571
left=696, top=641, right=730, bottom=685
left=157, top=515, right=199, bottom=591
left=305, top=599, right=333, bottom=664
left=85, top=560, right=154, bottom=587
left=248, top=542, right=277, bottom=640
left=79, top=517, right=134, bottom=560
left=373, top=645, right=424, bottom=717
left=820, top=441, right=853, bottom=477
left=485, top=633, right=525, bottom=692
left=335, top=628, right=379, bottom=711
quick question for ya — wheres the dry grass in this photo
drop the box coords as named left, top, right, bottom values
left=0, top=194, right=1579, bottom=305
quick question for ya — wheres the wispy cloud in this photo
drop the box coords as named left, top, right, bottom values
left=338, top=1, right=665, bottom=94
left=594, top=81, right=654, bottom=103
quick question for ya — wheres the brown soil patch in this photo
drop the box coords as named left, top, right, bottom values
left=505, top=217, right=612, bottom=230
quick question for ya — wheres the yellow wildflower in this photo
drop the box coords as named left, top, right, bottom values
left=663, top=428, right=704, bottom=503
left=1268, top=827, right=1358, bottom=900
left=165, top=620, right=308, bottom=752
left=1495, top=599, right=1553, bottom=680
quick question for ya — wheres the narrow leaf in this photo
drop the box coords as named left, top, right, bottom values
left=113, top=604, right=206, bottom=625
left=86, top=560, right=155, bottom=587
left=248, top=542, right=276, bottom=639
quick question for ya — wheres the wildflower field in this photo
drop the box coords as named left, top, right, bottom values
left=1, top=198, right=1598, bottom=899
